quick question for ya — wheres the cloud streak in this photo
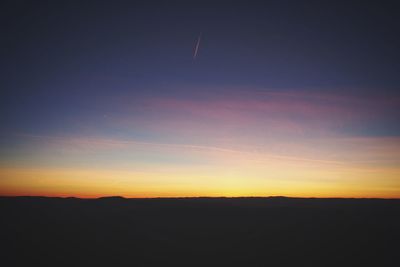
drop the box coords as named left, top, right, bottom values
left=105, top=88, right=397, bottom=142
left=13, top=133, right=400, bottom=167
left=193, top=32, right=201, bottom=60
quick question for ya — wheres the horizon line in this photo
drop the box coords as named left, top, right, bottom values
left=1, top=195, right=399, bottom=200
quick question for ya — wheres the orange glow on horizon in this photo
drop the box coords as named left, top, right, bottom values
left=1, top=166, right=399, bottom=199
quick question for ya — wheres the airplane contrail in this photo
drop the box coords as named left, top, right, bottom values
left=193, top=32, right=202, bottom=60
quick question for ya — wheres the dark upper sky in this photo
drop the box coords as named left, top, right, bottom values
left=1, top=0, right=400, bottom=134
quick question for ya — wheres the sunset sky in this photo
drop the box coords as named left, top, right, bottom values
left=1, top=1, right=399, bottom=198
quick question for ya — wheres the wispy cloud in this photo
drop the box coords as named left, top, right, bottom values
left=13, top=133, right=400, bottom=167
left=98, top=88, right=399, bottom=143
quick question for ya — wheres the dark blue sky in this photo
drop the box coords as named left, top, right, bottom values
left=1, top=0, right=399, bottom=136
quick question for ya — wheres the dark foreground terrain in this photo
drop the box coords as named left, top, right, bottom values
left=1, top=196, right=399, bottom=266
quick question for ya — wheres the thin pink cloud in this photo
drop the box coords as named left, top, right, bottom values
left=73, top=88, right=398, bottom=143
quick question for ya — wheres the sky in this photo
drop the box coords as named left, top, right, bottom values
left=1, top=1, right=400, bottom=198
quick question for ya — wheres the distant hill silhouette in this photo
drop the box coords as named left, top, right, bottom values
left=1, top=196, right=399, bottom=267
left=97, top=196, right=126, bottom=200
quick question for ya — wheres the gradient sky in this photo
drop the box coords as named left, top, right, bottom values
left=1, top=1, right=400, bottom=198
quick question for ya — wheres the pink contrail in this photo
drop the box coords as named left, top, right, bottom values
left=193, top=33, right=202, bottom=60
